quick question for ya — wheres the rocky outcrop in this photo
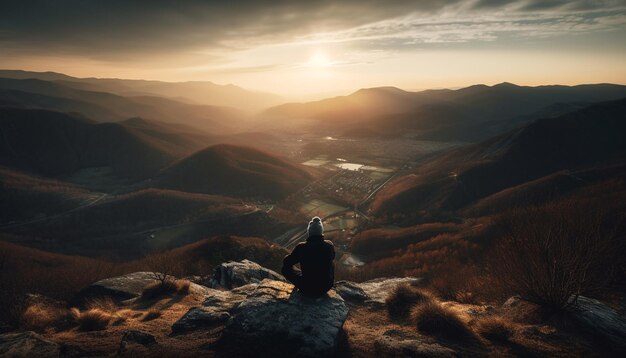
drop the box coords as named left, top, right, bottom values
left=566, top=295, right=626, bottom=353
left=208, top=259, right=286, bottom=289
left=74, top=272, right=159, bottom=303
left=173, top=308, right=231, bottom=334
left=0, top=331, right=60, bottom=358
left=222, top=279, right=349, bottom=357
left=74, top=272, right=211, bottom=305
left=172, top=286, right=250, bottom=334
left=335, top=277, right=422, bottom=304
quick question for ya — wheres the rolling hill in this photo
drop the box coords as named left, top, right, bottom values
left=0, top=167, right=97, bottom=223
left=371, top=98, right=626, bottom=218
left=158, top=144, right=313, bottom=200
left=0, top=108, right=178, bottom=179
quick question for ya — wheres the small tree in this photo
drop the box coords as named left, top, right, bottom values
left=144, top=252, right=182, bottom=285
left=491, top=200, right=619, bottom=311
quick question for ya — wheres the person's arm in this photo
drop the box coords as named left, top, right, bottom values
left=281, top=245, right=301, bottom=280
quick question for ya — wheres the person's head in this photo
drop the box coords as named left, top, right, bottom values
left=307, top=216, right=324, bottom=238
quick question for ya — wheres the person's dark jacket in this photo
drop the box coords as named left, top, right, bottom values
left=281, top=235, right=335, bottom=296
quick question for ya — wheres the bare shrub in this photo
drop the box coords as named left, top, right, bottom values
left=413, top=301, right=476, bottom=342
left=144, top=251, right=183, bottom=285
left=474, top=316, right=515, bottom=342
left=491, top=200, right=619, bottom=310
left=70, top=308, right=111, bottom=331
left=386, top=285, right=435, bottom=320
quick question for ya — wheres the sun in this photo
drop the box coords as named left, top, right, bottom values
left=307, top=50, right=333, bottom=68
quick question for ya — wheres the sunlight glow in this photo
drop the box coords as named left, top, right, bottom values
left=307, top=50, right=333, bottom=68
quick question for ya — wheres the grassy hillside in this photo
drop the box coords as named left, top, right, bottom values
left=0, top=167, right=96, bottom=223
left=159, top=144, right=313, bottom=200
left=0, top=108, right=184, bottom=179
left=371, top=98, right=626, bottom=218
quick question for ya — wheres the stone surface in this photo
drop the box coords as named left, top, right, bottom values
left=172, top=308, right=231, bottom=334
left=0, top=331, right=60, bottom=358
left=334, top=281, right=368, bottom=303
left=566, top=295, right=626, bottom=353
left=75, top=272, right=160, bottom=303
left=222, top=279, right=349, bottom=357
left=209, top=259, right=286, bottom=289
left=75, top=272, right=211, bottom=305
left=335, top=277, right=422, bottom=304
left=118, top=330, right=157, bottom=354
left=172, top=287, right=248, bottom=334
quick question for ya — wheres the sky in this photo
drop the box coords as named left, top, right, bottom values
left=1, top=0, right=625, bottom=99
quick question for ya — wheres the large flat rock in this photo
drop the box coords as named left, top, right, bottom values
left=172, top=286, right=249, bottom=334
left=75, top=272, right=158, bottom=303
left=335, top=277, right=422, bottom=304
left=222, top=279, right=348, bottom=357
left=0, top=331, right=60, bottom=358
left=74, top=271, right=211, bottom=305
left=209, top=259, right=286, bottom=289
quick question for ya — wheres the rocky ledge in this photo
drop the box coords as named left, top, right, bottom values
left=3, top=259, right=626, bottom=357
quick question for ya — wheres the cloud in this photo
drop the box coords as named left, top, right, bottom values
left=0, top=0, right=623, bottom=63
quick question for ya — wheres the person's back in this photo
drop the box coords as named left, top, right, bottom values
left=282, top=217, right=335, bottom=297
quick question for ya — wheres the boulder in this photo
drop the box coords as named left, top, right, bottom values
left=74, top=272, right=211, bottom=305
left=566, top=296, right=626, bottom=353
left=172, top=308, right=231, bottom=334
left=172, top=287, right=248, bottom=334
left=334, top=281, right=368, bottom=302
left=74, top=272, right=159, bottom=303
left=118, top=330, right=157, bottom=354
left=222, top=279, right=348, bottom=357
left=335, top=277, right=422, bottom=305
left=209, top=259, right=286, bottom=289
left=0, top=331, right=60, bottom=358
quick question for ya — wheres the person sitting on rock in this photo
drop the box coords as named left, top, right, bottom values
left=282, top=216, right=335, bottom=297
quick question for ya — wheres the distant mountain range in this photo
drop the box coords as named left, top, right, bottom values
left=0, top=77, right=245, bottom=134
left=0, top=70, right=283, bottom=112
left=263, top=82, right=626, bottom=141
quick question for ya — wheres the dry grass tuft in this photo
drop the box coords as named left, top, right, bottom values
left=475, top=316, right=516, bottom=342
left=20, top=304, right=67, bottom=332
left=142, top=309, right=162, bottom=321
left=85, top=297, right=116, bottom=313
left=386, top=284, right=435, bottom=320
left=111, top=309, right=133, bottom=325
left=70, top=307, right=111, bottom=331
left=176, top=280, right=191, bottom=295
left=413, top=301, right=476, bottom=342
left=141, top=279, right=190, bottom=301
